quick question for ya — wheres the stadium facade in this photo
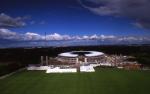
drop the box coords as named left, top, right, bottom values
left=57, top=51, right=105, bottom=64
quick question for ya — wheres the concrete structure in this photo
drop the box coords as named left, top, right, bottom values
left=27, top=66, right=49, bottom=70
left=80, top=65, right=95, bottom=72
left=27, top=65, right=77, bottom=73
left=27, top=51, right=141, bottom=73
left=57, top=51, right=105, bottom=64
left=46, top=67, right=77, bottom=73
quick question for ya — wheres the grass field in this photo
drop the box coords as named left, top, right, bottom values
left=0, top=68, right=150, bottom=94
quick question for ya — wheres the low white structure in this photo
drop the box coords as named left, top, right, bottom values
left=80, top=65, right=95, bottom=72
left=99, top=63, right=112, bottom=66
left=27, top=66, right=49, bottom=70
left=27, top=66, right=77, bottom=73
left=89, top=63, right=101, bottom=67
left=46, top=67, right=77, bottom=73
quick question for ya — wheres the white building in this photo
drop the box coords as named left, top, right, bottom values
left=57, top=51, right=105, bottom=64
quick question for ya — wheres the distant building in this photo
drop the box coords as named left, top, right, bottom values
left=57, top=51, right=105, bottom=64
left=27, top=51, right=141, bottom=73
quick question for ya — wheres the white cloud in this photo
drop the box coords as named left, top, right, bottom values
left=62, top=35, right=72, bottom=40
left=0, top=28, right=16, bottom=36
left=90, top=34, right=99, bottom=39
left=72, top=36, right=82, bottom=40
left=46, top=33, right=71, bottom=40
left=24, top=32, right=43, bottom=40
left=82, top=35, right=89, bottom=39
left=118, top=36, right=150, bottom=42
left=0, top=28, right=19, bottom=40
left=46, top=33, right=62, bottom=40
left=99, top=34, right=116, bottom=39
left=0, top=28, right=149, bottom=43
left=0, top=13, right=26, bottom=28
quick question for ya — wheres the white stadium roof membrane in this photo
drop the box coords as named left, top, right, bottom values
left=58, top=51, right=104, bottom=57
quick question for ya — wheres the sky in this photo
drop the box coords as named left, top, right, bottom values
left=0, top=0, right=150, bottom=47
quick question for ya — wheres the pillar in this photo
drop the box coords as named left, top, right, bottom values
left=84, top=58, right=87, bottom=63
left=46, top=56, right=48, bottom=66
left=41, top=56, right=44, bottom=65
left=76, top=58, right=79, bottom=64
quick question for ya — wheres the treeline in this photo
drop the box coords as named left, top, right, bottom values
left=0, top=45, right=150, bottom=76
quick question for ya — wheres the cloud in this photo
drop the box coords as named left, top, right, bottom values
left=30, top=21, right=35, bottom=25
left=99, top=35, right=116, bottom=40
left=0, top=13, right=26, bottom=28
left=0, top=28, right=149, bottom=43
left=117, top=36, right=150, bottom=43
left=39, top=21, right=46, bottom=25
left=24, top=32, right=44, bottom=40
left=0, top=28, right=18, bottom=40
left=29, top=20, right=46, bottom=25
left=82, top=35, right=89, bottom=39
left=46, top=33, right=71, bottom=40
left=79, top=0, right=150, bottom=29
left=0, top=29, right=72, bottom=41
left=90, top=34, right=99, bottom=39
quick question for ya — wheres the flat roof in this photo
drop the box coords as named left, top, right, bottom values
left=58, top=51, right=104, bottom=57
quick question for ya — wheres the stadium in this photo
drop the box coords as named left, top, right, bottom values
left=27, top=50, right=141, bottom=73
left=27, top=51, right=109, bottom=73
left=57, top=51, right=105, bottom=64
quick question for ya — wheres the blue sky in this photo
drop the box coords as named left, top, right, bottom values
left=0, top=0, right=150, bottom=47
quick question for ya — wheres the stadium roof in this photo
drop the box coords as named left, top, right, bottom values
left=58, top=51, right=104, bottom=57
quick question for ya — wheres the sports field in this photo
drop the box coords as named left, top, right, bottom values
left=0, top=68, right=150, bottom=94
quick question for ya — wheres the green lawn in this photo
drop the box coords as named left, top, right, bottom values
left=0, top=68, right=150, bottom=94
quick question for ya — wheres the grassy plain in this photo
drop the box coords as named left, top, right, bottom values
left=0, top=68, right=150, bottom=94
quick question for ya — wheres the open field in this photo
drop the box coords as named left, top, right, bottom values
left=0, top=68, right=150, bottom=94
